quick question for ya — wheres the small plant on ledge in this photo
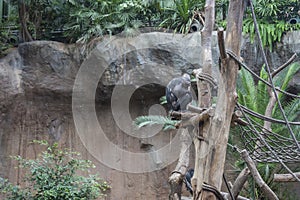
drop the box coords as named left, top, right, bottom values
left=0, top=140, right=110, bottom=200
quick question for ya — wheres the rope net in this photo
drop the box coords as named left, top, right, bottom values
left=237, top=114, right=300, bottom=163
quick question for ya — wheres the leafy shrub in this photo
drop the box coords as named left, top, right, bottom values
left=0, top=140, right=110, bottom=200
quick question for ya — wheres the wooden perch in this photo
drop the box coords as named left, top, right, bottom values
left=274, top=172, right=300, bottom=182
left=171, top=111, right=198, bottom=120
left=173, top=107, right=215, bottom=129
left=226, top=167, right=250, bottom=200
left=231, top=110, right=249, bottom=127
left=241, top=150, right=279, bottom=200
left=187, top=104, right=207, bottom=114
left=221, top=192, right=250, bottom=200
left=271, top=53, right=297, bottom=78
left=192, top=1, right=247, bottom=199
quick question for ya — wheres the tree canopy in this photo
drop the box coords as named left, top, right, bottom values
left=0, top=0, right=299, bottom=55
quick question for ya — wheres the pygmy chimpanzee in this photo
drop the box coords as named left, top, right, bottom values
left=166, top=73, right=192, bottom=111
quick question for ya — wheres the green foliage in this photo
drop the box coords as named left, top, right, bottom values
left=237, top=66, right=269, bottom=125
left=159, top=0, right=204, bottom=33
left=159, top=95, right=167, bottom=105
left=243, top=18, right=300, bottom=51
left=66, top=0, right=163, bottom=43
left=9, top=0, right=69, bottom=40
left=1, top=0, right=299, bottom=46
left=134, top=115, right=179, bottom=131
left=273, top=62, right=300, bottom=103
left=272, top=62, right=300, bottom=137
left=0, top=140, right=110, bottom=200
left=237, top=62, right=300, bottom=124
left=0, top=5, right=19, bottom=56
left=243, top=0, right=300, bottom=50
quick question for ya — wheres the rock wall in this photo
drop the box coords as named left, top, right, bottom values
left=0, top=31, right=299, bottom=199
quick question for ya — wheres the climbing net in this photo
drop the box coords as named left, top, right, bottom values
left=237, top=104, right=300, bottom=163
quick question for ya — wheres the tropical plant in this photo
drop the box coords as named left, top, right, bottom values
left=65, top=0, right=165, bottom=43
left=0, top=140, right=110, bottom=200
left=237, top=62, right=300, bottom=127
left=159, top=0, right=205, bottom=33
left=243, top=18, right=300, bottom=51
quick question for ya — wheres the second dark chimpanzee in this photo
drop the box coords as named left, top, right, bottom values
left=184, top=168, right=194, bottom=195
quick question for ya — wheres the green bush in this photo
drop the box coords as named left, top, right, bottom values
left=0, top=140, right=110, bottom=200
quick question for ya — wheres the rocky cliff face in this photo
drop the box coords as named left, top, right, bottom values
left=0, top=31, right=299, bottom=199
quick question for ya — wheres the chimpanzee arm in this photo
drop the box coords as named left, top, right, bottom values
left=173, top=92, right=192, bottom=111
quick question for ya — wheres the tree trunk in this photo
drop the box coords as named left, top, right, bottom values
left=192, top=0, right=214, bottom=198
left=18, top=0, right=33, bottom=42
left=193, top=0, right=246, bottom=199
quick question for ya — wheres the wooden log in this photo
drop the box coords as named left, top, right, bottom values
left=174, top=107, right=214, bottom=129
left=217, top=29, right=227, bottom=60
left=231, top=110, right=249, bottom=127
left=226, top=167, right=250, bottom=200
left=168, top=128, right=192, bottom=199
left=187, top=104, right=207, bottom=114
left=273, top=172, right=300, bottom=182
left=193, top=0, right=247, bottom=199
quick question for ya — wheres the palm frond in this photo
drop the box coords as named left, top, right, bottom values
left=274, top=62, right=300, bottom=101
left=271, top=62, right=300, bottom=114
left=272, top=97, right=300, bottom=138
left=160, top=96, right=167, bottom=105
left=134, top=115, right=179, bottom=131
left=237, top=67, right=257, bottom=111
left=257, top=67, right=269, bottom=115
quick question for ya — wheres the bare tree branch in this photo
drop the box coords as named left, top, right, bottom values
left=172, top=107, right=214, bottom=129
left=226, top=167, right=250, bottom=200
left=241, top=150, right=279, bottom=200
left=274, top=172, right=300, bottom=182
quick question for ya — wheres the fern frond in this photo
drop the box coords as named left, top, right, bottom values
left=275, top=62, right=300, bottom=96
left=257, top=67, right=269, bottom=115
left=134, top=115, right=179, bottom=131
left=237, top=67, right=257, bottom=111
left=272, top=95, right=300, bottom=139
left=273, top=62, right=300, bottom=113
left=160, top=96, right=167, bottom=105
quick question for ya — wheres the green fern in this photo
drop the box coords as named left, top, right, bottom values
left=275, top=63, right=300, bottom=96
left=243, top=18, right=295, bottom=51
left=159, top=96, right=167, bottom=105
left=134, top=115, right=179, bottom=131
left=272, top=97, right=300, bottom=138
left=237, top=67, right=257, bottom=112
left=256, top=67, right=269, bottom=115
left=272, top=62, right=300, bottom=114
